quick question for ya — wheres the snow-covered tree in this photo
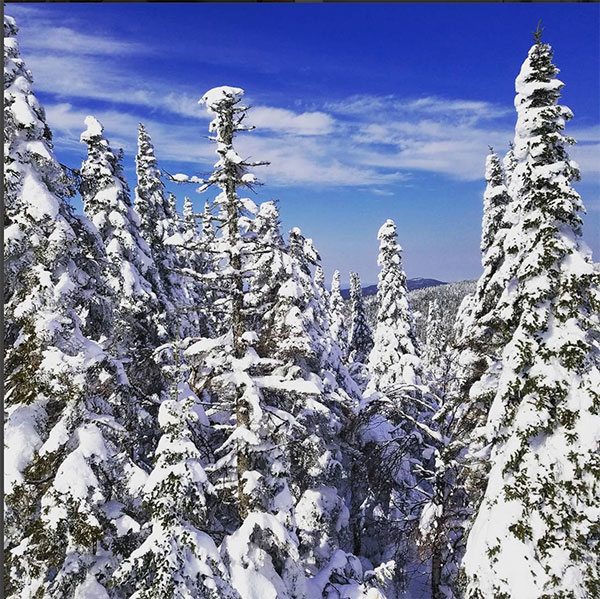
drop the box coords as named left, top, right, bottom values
left=347, top=272, right=373, bottom=380
left=176, top=195, right=213, bottom=337
left=134, top=122, right=190, bottom=337
left=80, top=116, right=169, bottom=415
left=354, top=220, right=432, bottom=592
left=246, top=200, right=288, bottom=351
left=114, top=360, right=238, bottom=599
left=314, top=264, right=328, bottom=317
left=329, top=270, right=349, bottom=358
left=454, top=150, right=513, bottom=399
left=502, top=141, right=517, bottom=190
left=181, top=87, right=310, bottom=599
left=366, top=219, right=422, bottom=395
left=4, top=18, right=145, bottom=597
left=260, top=227, right=385, bottom=598
left=462, top=29, right=600, bottom=599
left=424, top=300, right=446, bottom=381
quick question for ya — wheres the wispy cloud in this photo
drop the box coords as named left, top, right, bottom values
left=326, top=94, right=511, bottom=123
left=247, top=107, right=335, bottom=136
left=43, top=102, right=406, bottom=187
left=8, top=4, right=151, bottom=56
left=14, top=7, right=599, bottom=188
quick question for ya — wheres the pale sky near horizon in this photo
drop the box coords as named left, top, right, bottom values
left=7, top=3, right=599, bottom=285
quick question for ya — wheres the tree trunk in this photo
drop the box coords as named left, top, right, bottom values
left=222, top=118, right=251, bottom=520
left=432, top=548, right=442, bottom=599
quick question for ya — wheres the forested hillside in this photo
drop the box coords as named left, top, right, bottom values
left=4, top=15, right=599, bottom=599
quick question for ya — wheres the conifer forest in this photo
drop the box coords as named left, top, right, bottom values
left=3, top=12, right=600, bottom=599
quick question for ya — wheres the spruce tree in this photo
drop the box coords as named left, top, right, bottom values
left=462, top=29, right=600, bottom=599
left=347, top=272, right=373, bottom=388
left=113, top=357, right=238, bottom=599
left=356, top=220, right=431, bottom=592
left=185, top=87, right=308, bottom=599
left=329, top=270, right=349, bottom=359
left=261, top=226, right=385, bottom=597
left=178, top=195, right=212, bottom=337
left=419, top=153, right=515, bottom=599
left=245, top=200, right=288, bottom=350
left=366, top=219, right=422, bottom=395
left=424, top=299, right=446, bottom=382
left=134, top=123, right=190, bottom=337
left=4, top=17, right=144, bottom=597
left=80, top=116, right=169, bottom=423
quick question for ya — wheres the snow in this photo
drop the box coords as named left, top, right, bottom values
left=164, top=231, right=186, bottom=246
left=73, top=575, right=110, bottom=599
left=225, top=149, right=244, bottom=164
left=80, top=115, right=104, bottom=141
left=4, top=403, right=45, bottom=495
left=200, top=86, right=245, bottom=110
left=254, top=375, right=321, bottom=395
left=21, top=171, right=60, bottom=219
left=52, top=424, right=109, bottom=500
left=185, top=333, right=231, bottom=356
left=11, top=94, right=37, bottom=127
left=5, top=17, right=598, bottom=599
left=172, top=173, right=190, bottom=182
left=222, top=511, right=305, bottom=599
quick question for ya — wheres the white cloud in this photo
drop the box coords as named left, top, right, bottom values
left=8, top=5, right=150, bottom=56
left=247, top=107, right=334, bottom=136
left=15, top=6, right=596, bottom=189
left=325, top=94, right=511, bottom=123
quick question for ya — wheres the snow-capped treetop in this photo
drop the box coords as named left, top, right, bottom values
left=200, top=85, right=245, bottom=112
left=182, top=196, right=199, bottom=238
left=4, top=13, right=17, bottom=33
left=377, top=219, right=399, bottom=249
left=481, top=150, right=510, bottom=259
left=134, top=123, right=176, bottom=253
left=133, top=122, right=190, bottom=336
left=348, top=272, right=373, bottom=366
left=328, top=270, right=349, bottom=358
left=201, top=200, right=213, bottom=240
left=80, top=115, right=104, bottom=141
left=79, top=116, right=160, bottom=310
left=4, top=14, right=73, bottom=218
left=502, top=142, right=518, bottom=190
left=367, top=219, right=421, bottom=394
left=314, top=265, right=326, bottom=297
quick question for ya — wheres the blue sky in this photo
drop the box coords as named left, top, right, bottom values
left=8, top=3, right=600, bottom=285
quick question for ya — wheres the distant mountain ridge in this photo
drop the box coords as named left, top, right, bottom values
left=340, top=277, right=446, bottom=298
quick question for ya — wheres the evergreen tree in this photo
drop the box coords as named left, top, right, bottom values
left=418, top=151, right=515, bottom=599
left=134, top=123, right=190, bottom=337
left=114, top=357, right=238, bottom=599
left=261, top=227, right=385, bottom=598
left=185, top=87, right=307, bottom=599
left=356, top=220, right=431, bottom=592
left=453, top=150, right=513, bottom=399
left=366, top=219, right=422, bottom=395
left=4, top=18, right=144, bottom=597
left=502, top=141, right=517, bottom=190
left=80, top=116, right=168, bottom=424
left=178, top=195, right=212, bottom=337
left=462, top=29, right=600, bottom=599
left=167, top=192, right=180, bottom=237
left=424, top=299, right=451, bottom=386
left=246, top=200, right=288, bottom=351
left=347, top=272, right=373, bottom=387
left=329, top=270, right=349, bottom=359
left=314, top=265, right=328, bottom=312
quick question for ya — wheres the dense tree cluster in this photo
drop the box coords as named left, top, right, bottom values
left=4, top=16, right=598, bottom=599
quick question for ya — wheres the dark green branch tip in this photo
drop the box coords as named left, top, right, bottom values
left=533, top=20, right=545, bottom=45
